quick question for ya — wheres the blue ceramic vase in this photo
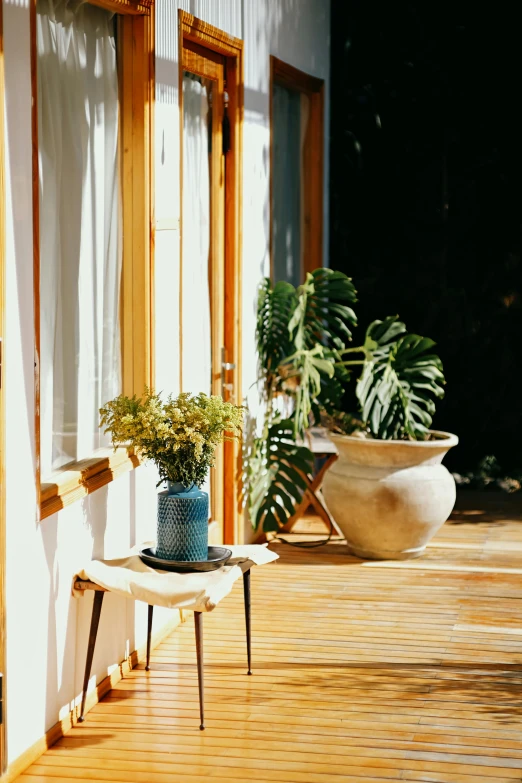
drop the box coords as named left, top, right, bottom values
left=156, top=482, right=209, bottom=561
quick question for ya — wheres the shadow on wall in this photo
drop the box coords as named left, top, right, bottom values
left=242, top=0, right=330, bottom=280
left=247, top=0, right=328, bottom=93
left=42, top=514, right=78, bottom=730
left=41, top=474, right=142, bottom=731
left=42, top=489, right=110, bottom=729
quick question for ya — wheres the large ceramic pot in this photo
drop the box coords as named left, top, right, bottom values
left=322, top=431, right=458, bottom=560
left=156, top=482, right=209, bottom=561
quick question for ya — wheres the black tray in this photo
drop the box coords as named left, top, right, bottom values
left=139, top=546, right=232, bottom=573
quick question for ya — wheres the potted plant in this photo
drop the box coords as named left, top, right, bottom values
left=322, top=316, right=458, bottom=560
left=247, top=271, right=458, bottom=559
left=100, top=390, right=243, bottom=561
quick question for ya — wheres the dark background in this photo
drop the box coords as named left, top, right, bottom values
left=329, top=0, right=522, bottom=472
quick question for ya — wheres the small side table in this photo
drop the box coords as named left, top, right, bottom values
left=281, top=427, right=342, bottom=536
left=73, top=567, right=253, bottom=731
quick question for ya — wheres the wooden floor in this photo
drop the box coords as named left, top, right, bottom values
left=18, top=493, right=522, bottom=783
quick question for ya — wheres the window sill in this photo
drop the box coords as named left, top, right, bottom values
left=40, top=447, right=140, bottom=521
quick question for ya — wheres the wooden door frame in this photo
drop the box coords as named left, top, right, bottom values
left=269, top=56, right=324, bottom=282
left=0, top=0, right=6, bottom=770
left=181, top=40, right=226, bottom=540
left=178, top=11, right=243, bottom=545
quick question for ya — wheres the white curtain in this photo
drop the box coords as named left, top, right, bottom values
left=272, top=83, right=303, bottom=288
left=181, top=74, right=212, bottom=396
left=37, top=0, right=121, bottom=477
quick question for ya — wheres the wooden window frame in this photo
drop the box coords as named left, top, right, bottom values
left=178, top=11, right=243, bottom=544
left=31, top=0, right=155, bottom=522
left=0, top=0, right=6, bottom=770
left=270, top=56, right=325, bottom=281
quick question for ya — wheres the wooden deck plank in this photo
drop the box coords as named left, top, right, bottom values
left=13, top=493, right=522, bottom=781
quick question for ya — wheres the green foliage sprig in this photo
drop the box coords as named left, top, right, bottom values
left=100, top=390, right=243, bottom=488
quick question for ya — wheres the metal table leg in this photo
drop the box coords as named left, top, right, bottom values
left=145, top=605, right=154, bottom=670
left=78, top=572, right=252, bottom=731
left=194, top=611, right=204, bottom=730
left=78, top=591, right=104, bottom=722
left=243, top=569, right=252, bottom=675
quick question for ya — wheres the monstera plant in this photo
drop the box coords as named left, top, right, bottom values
left=245, top=269, right=357, bottom=533
left=247, top=269, right=458, bottom=559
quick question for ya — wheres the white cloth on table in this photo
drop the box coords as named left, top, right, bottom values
left=73, top=544, right=278, bottom=613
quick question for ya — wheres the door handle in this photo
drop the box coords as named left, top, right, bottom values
left=221, top=346, right=236, bottom=399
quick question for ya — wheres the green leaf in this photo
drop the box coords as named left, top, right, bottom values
left=282, top=345, right=338, bottom=438
left=356, top=321, right=446, bottom=440
left=245, top=420, right=314, bottom=533
left=256, top=279, right=297, bottom=385
left=291, top=269, right=358, bottom=352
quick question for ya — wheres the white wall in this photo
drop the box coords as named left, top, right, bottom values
left=2, top=0, right=330, bottom=766
left=153, top=0, right=331, bottom=541
left=240, top=0, right=331, bottom=502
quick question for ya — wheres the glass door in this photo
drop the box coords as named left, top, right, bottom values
left=272, top=83, right=310, bottom=287
left=181, top=41, right=227, bottom=540
left=270, top=57, right=325, bottom=285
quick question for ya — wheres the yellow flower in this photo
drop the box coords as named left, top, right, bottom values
left=100, top=389, right=243, bottom=488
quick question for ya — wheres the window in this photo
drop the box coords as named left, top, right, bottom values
left=37, top=0, right=121, bottom=476
left=270, top=57, right=324, bottom=285
left=34, top=0, right=154, bottom=519
left=272, top=83, right=309, bottom=287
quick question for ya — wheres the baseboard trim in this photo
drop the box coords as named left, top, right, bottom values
left=0, top=611, right=183, bottom=783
